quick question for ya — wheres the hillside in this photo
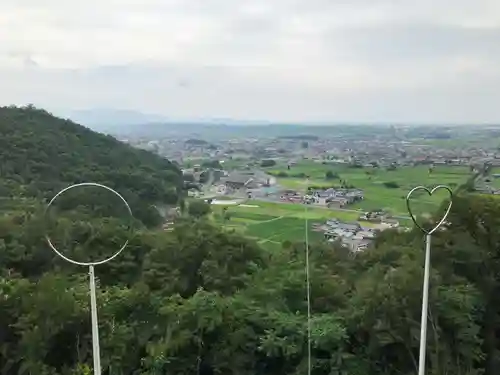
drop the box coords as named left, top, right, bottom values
left=0, top=105, right=182, bottom=226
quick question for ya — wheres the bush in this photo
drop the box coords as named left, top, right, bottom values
left=188, top=200, right=211, bottom=217
left=383, top=181, right=400, bottom=189
left=261, top=159, right=276, bottom=167
left=325, top=171, right=339, bottom=180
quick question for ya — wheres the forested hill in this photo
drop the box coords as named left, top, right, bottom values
left=1, top=187, right=500, bottom=374
left=0, top=105, right=182, bottom=226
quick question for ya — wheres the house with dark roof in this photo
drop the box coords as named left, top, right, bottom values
left=222, top=172, right=254, bottom=189
left=221, top=170, right=274, bottom=190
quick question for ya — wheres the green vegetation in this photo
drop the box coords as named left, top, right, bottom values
left=201, top=159, right=223, bottom=169
left=2, top=106, right=499, bottom=374
left=187, top=199, right=212, bottom=217
left=484, top=168, right=500, bottom=189
left=211, top=200, right=380, bottom=247
left=268, top=160, right=470, bottom=215
left=2, top=187, right=500, bottom=374
left=185, top=138, right=209, bottom=146
left=0, top=106, right=182, bottom=226
left=261, top=159, right=277, bottom=167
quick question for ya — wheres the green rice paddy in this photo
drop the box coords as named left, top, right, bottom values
left=204, top=162, right=469, bottom=248
left=211, top=200, right=377, bottom=249
left=267, top=161, right=468, bottom=216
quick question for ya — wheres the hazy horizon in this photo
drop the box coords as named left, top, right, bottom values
left=2, top=0, right=500, bottom=123
left=59, top=108, right=499, bottom=128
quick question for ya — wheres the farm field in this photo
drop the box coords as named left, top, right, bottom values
left=266, top=161, right=469, bottom=216
left=485, top=168, right=500, bottom=189
left=211, top=199, right=379, bottom=250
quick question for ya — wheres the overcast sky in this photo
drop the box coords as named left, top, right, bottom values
left=1, top=0, right=500, bottom=123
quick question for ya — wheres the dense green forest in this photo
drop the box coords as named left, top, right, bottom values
left=1, top=190, right=499, bottom=375
left=1, top=106, right=499, bottom=374
left=0, top=106, right=182, bottom=226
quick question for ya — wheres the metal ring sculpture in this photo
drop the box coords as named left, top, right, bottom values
left=44, top=182, right=133, bottom=266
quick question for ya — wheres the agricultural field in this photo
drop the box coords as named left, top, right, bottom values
left=265, top=161, right=469, bottom=216
left=485, top=167, right=500, bottom=189
left=211, top=200, right=379, bottom=250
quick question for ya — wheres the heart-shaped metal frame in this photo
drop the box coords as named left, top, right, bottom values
left=406, top=185, right=453, bottom=235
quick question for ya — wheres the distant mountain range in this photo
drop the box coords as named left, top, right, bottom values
left=65, top=109, right=170, bottom=129
left=60, top=108, right=325, bottom=138
left=63, top=109, right=276, bottom=131
left=57, top=108, right=481, bottom=140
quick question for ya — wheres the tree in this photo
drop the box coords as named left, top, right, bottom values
left=383, top=181, right=400, bottom=189
left=188, top=200, right=211, bottom=217
left=223, top=208, right=231, bottom=222
left=0, top=106, right=182, bottom=227
left=325, top=171, right=339, bottom=180
left=1, top=155, right=499, bottom=375
left=260, top=159, right=276, bottom=167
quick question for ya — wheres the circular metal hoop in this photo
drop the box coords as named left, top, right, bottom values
left=405, top=184, right=453, bottom=235
left=44, top=182, right=133, bottom=266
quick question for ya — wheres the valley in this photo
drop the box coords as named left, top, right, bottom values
left=0, top=106, right=498, bottom=375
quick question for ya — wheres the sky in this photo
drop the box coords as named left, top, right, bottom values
left=1, top=0, right=500, bottom=124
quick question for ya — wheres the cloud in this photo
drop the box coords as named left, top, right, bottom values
left=0, top=0, right=499, bottom=122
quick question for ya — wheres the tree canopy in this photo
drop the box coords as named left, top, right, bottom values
left=0, top=191, right=499, bottom=375
left=0, top=106, right=182, bottom=226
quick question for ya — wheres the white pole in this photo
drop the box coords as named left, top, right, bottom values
left=44, top=183, right=134, bottom=375
left=304, top=204, right=311, bottom=375
left=418, top=234, right=431, bottom=375
left=89, top=265, right=102, bottom=375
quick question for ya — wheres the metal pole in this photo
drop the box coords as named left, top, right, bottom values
left=405, top=185, right=453, bottom=375
left=417, top=234, right=431, bottom=375
left=44, top=183, right=134, bottom=375
left=89, top=265, right=102, bottom=375
left=304, top=204, right=311, bottom=375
